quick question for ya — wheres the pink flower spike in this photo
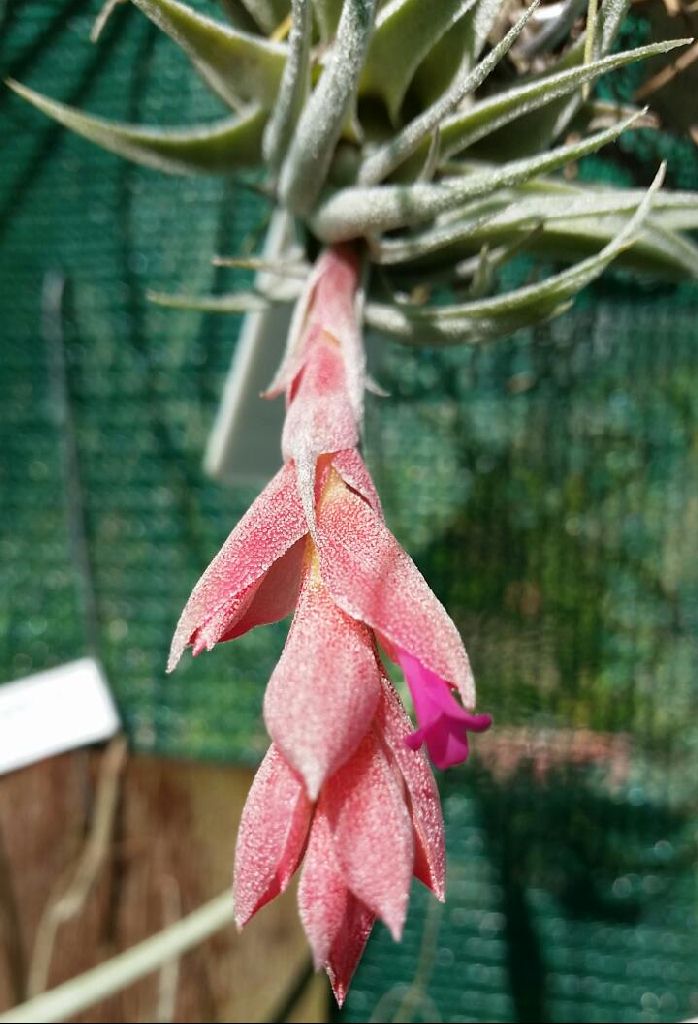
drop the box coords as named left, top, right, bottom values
left=304, top=246, right=364, bottom=426
left=233, top=745, right=312, bottom=928
left=167, top=461, right=308, bottom=672
left=263, top=572, right=381, bottom=799
left=397, top=649, right=492, bottom=771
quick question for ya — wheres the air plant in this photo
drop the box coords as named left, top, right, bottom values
left=9, top=0, right=698, bottom=1005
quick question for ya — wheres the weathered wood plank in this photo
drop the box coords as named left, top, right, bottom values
left=0, top=749, right=328, bottom=1023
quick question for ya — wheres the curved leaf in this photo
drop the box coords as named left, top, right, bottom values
left=313, top=112, right=641, bottom=242
left=8, top=79, right=265, bottom=174
left=239, top=0, right=291, bottom=34
left=365, top=298, right=573, bottom=345
left=440, top=38, right=690, bottom=159
left=131, top=0, right=286, bottom=111
left=365, top=166, right=666, bottom=345
left=359, top=0, right=541, bottom=185
left=263, top=0, right=311, bottom=172
left=360, top=0, right=476, bottom=122
left=375, top=184, right=698, bottom=276
left=147, top=289, right=270, bottom=311
left=279, top=0, right=377, bottom=214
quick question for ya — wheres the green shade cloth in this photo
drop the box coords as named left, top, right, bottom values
left=1, top=4, right=697, bottom=1022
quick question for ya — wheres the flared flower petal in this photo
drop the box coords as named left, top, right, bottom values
left=233, top=745, right=312, bottom=927
left=317, top=476, right=476, bottom=707
left=323, top=731, right=413, bottom=939
left=264, top=569, right=381, bottom=798
left=398, top=649, right=492, bottom=771
left=218, top=536, right=306, bottom=643
left=377, top=676, right=446, bottom=899
left=167, top=461, right=307, bottom=671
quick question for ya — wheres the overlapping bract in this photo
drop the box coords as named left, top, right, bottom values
left=168, top=243, right=490, bottom=1001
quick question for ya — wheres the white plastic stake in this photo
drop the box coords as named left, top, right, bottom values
left=204, top=211, right=304, bottom=487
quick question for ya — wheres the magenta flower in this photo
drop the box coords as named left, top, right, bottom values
left=397, top=649, right=493, bottom=771
left=168, top=243, right=490, bottom=1002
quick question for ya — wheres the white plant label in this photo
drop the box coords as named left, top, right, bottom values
left=0, top=657, right=120, bottom=774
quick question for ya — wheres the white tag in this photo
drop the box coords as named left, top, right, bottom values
left=0, top=658, right=120, bottom=774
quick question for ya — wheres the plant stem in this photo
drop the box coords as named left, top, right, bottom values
left=0, top=893, right=234, bottom=1024
left=583, top=0, right=599, bottom=99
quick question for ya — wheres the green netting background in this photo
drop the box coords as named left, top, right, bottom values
left=2, top=3, right=697, bottom=1022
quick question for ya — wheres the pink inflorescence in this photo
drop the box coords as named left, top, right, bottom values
left=167, top=244, right=491, bottom=1004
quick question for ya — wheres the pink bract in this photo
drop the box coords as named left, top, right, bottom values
left=264, top=567, right=381, bottom=798
left=234, top=676, right=444, bottom=1005
left=169, top=243, right=491, bottom=1005
left=316, top=475, right=476, bottom=708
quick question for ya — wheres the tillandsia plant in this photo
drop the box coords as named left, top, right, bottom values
left=10, top=0, right=698, bottom=1004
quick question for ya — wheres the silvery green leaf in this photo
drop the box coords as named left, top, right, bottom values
left=239, top=0, right=290, bottom=33
left=8, top=79, right=265, bottom=174
left=440, top=39, right=689, bottom=159
left=408, top=10, right=474, bottom=110
left=147, top=289, right=270, bottom=311
left=312, top=0, right=343, bottom=40
left=279, top=0, right=377, bottom=215
left=360, top=0, right=477, bottom=123
left=462, top=218, right=698, bottom=281
left=365, top=165, right=665, bottom=345
left=218, top=0, right=260, bottom=32
left=263, top=0, right=311, bottom=173
left=466, top=185, right=698, bottom=235
left=375, top=184, right=698, bottom=267
left=130, top=0, right=285, bottom=111
left=212, top=256, right=310, bottom=277
left=471, top=0, right=505, bottom=59
left=584, top=0, right=629, bottom=60
left=504, top=0, right=630, bottom=157
left=365, top=298, right=574, bottom=344
left=313, top=112, right=640, bottom=242
left=358, top=0, right=541, bottom=186
left=635, top=223, right=698, bottom=279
